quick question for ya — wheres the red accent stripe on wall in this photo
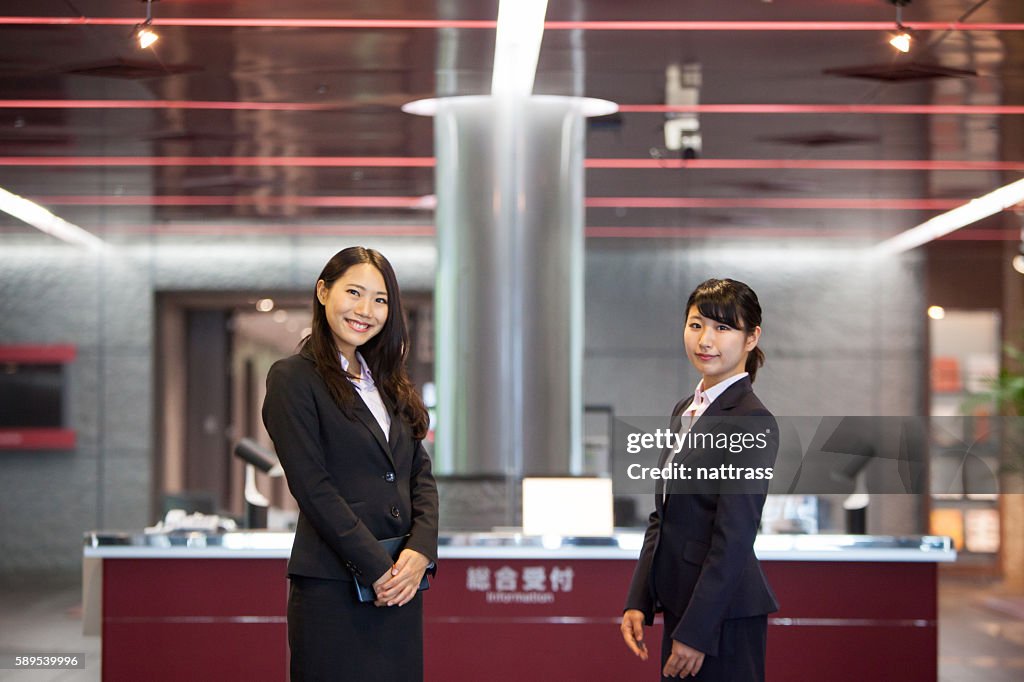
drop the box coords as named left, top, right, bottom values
left=0, top=429, right=76, bottom=450
left=0, top=344, right=77, bottom=363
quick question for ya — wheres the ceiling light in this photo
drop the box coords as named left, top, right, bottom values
left=887, top=0, right=913, bottom=53
left=491, top=0, right=549, bottom=97
left=889, top=31, right=912, bottom=53
left=0, top=186, right=103, bottom=249
left=1012, top=255, right=1024, bottom=275
left=133, top=0, right=159, bottom=49
left=136, top=25, right=158, bottom=49
left=873, top=177, right=1024, bottom=255
left=256, top=298, right=274, bottom=312
left=927, top=306, right=945, bottom=320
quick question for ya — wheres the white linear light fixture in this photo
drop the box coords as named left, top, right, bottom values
left=491, top=0, right=549, bottom=97
left=873, top=177, right=1024, bottom=255
left=0, top=186, right=104, bottom=248
left=403, top=0, right=614, bottom=117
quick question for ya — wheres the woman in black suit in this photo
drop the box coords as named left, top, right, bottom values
left=262, top=246, right=438, bottom=681
left=621, top=278, right=779, bottom=681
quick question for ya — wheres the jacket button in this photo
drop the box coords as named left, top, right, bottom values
left=390, top=506, right=400, bottom=518
left=384, top=472, right=396, bottom=482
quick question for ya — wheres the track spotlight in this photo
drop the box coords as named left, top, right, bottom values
left=136, top=25, right=158, bottom=48
left=889, top=30, right=912, bottom=53
left=887, top=0, right=913, bottom=54
left=133, top=0, right=159, bottom=49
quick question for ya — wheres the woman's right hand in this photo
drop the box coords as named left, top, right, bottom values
left=372, top=566, right=394, bottom=607
left=621, top=609, right=649, bottom=660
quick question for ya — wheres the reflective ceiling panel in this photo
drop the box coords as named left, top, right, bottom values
left=0, top=0, right=1020, bottom=243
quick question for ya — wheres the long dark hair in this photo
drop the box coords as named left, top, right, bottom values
left=685, top=278, right=765, bottom=382
left=301, top=246, right=429, bottom=439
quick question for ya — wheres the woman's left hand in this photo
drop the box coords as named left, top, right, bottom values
left=663, top=639, right=705, bottom=678
left=374, top=549, right=430, bottom=607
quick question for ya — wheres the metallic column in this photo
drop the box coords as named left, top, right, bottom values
left=427, top=95, right=599, bottom=477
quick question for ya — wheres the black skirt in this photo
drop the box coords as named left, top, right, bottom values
left=288, top=575, right=424, bottom=682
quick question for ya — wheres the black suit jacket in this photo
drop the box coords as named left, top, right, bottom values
left=625, top=377, right=779, bottom=657
left=262, top=353, right=439, bottom=584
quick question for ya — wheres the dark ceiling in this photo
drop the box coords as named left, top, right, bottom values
left=0, top=0, right=1021, bottom=243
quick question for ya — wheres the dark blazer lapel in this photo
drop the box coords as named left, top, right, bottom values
left=656, top=398, right=693, bottom=509
left=673, top=377, right=753, bottom=468
left=351, top=399, right=396, bottom=468
left=657, top=399, right=692, bottom=468
left=385, top=396, right=401, bottom=451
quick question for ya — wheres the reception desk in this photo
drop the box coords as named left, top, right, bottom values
left=83, top=532, right=954, bottom=681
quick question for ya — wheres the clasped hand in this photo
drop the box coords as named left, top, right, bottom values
left=372, top=548, right=429, bottom=607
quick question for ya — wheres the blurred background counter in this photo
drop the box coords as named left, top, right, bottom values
left=83, top=531, right=953, bottom=681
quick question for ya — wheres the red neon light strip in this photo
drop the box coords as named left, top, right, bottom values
left=28, top=195, right=966, bottom=210
left=0, top=156, right=436, bottom=167
left=2, top=101, right=1022, bottom=115
left=617, top=104, right=1024, bottom=115
left=101, top=224, right=437, bottom=236
left=31, top=195, right=432, bottom=208
left=0, top=17, right=498, bottom=29
left=2, top=17, right=1024, bottom=31
left=585, top=159, right=1024, bottom=171
left=42, top=222, right=1021, bottom=240
left=0, top=100, right=337, bottom=111
left=3, top=157, right=1023, bottom=172
left=0, top=344, right=77, bottom=363
left=543, top=21, right=1024, bottom=32
left=584, top=226, right=860, bottom=239
left=584, top=227, right=1018, bottom=239
left=585, top=197, right=962, bottom=210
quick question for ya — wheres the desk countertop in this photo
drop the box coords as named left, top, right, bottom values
left=83, top=531, right=956, bottom=562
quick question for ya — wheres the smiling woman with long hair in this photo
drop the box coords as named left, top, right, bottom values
left=262, top=246, right=437, bottom=681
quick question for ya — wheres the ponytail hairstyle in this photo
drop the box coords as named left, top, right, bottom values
left=685, top=278, right=765, bottom=382
left=300, top=246, right=429, bottom=439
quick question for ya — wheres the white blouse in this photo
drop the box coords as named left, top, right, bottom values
left=340, top=352, right=391, bottom=437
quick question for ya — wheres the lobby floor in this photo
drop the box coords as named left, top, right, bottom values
left=0, top=576, right=1021, bottom=681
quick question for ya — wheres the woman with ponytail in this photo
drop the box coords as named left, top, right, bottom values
left=621, top=278, right=779, bottom=681
left=263, top=246, right=437, bottom=681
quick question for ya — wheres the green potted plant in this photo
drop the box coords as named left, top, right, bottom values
left=967, top=341, right=1024, bottom=593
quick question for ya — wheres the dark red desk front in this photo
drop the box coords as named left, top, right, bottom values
left=98, top=553, right=941, bottom=681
